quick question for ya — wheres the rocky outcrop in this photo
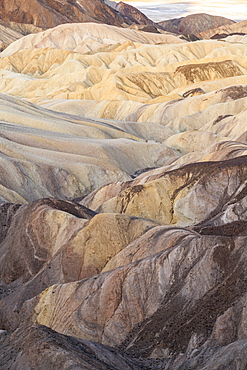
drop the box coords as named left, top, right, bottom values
left=0, top=192, right=246, bottom=365
left=3, top=218, right=247, bottom=357
left=158, top=13, right=234, bottom=36
left=0, top=151, right=247, bottom=367
left=0, top=24, right=23, bottom=51
left=0, top=0, right=153, bottom=29
left=82, top=156, right=247, bottom=226
left=0, top=20, right=43, bottom=50
left=174, top=60, right=244, bottom=85
left=0, top=198, right=159, bottom=330
left=0, top=20, right=43, bottom=36
left=116, top=2, right=154, bottom=26
left=198, top=19, right=247, bottom=39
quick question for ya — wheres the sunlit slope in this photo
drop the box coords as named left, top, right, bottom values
left=0, top=23, right=246, bottom=107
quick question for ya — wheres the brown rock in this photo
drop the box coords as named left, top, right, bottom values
left=0, top=19, right=43, bottom=35
left=116, top=2, right=153, bottom=26
left=182, top=87, right=205, bottom=98
left=90, top=156, right=247, bottom=227
left=220, top=85, right=247, bottom=102
left=0, top=198, right=158, bottom=330
left=0, top=325, right=143, bottom=369
left=19, top=228, right=247, bottom=358
left=158, top=13, right=234, bottom=36
left=198, top=19, right=247, bottom=39
left=0, top=0, right=152, bottom=29
left=0, top=23, right=23, bottom=51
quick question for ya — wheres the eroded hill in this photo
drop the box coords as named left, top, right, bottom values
left=0, top=19, right=246, bottom=370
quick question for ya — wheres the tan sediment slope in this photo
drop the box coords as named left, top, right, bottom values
left=0, top=22, right=246, bottom=204
left=0, top=94, right=178, bottom=203
left=0, top=20, right=247, bottom=368
left=0, top=23, right=245, bottom=107
left=0, top=22, right=185, bottom=57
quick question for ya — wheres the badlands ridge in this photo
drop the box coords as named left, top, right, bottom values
left=0, top=5, right=247, bottom=370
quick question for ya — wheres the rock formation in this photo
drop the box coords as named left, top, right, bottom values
left=0, top=24, right=22, bottom=51
left=0, top=10, right=246, bottom=370
left=0, top=20, right=43, bottom=36
left=158, top=13, right=234, bottom=36
left=116, top=1, right=154, bottom=26
left=198, top=19, right=247, bottom=39
left=0, top=0, right=153, bottom=29
left=0, top=20, right=42, bottom=51
left=0, top=325, right=144, bottom=369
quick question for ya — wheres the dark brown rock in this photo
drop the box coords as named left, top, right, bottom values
left=182, top=87, right=205, bottom=98
left=220, top=85, right=247, bottom=102
left=193, top=220, right=247, bottom=236
left=179, top=34, right=200, bottom=42
left=38, top=198, right=97, bottom=220
left=116, top=2, right=153, bottom=26
left=210, top=32, right=246, bottom=39
left=1, top=325, right=245, bottom=369
left=133, top=25, right=161, bottom=34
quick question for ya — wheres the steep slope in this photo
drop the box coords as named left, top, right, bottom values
left=0, top=0, right=153, bottom=29
left=116, top=1, right=154, bottom=26
left=82, top=156, right=247, bottom=225
left=0, top=193, right=246, bottom=363
left=0, top=20, right=43, bottom=36
left=23, top=229, right=247, bottom=355
left=0, top=325, right=144, bottom=370
left=0, top=20, right=43, bottom=52
left=0, top=24, right=22, bottom=51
